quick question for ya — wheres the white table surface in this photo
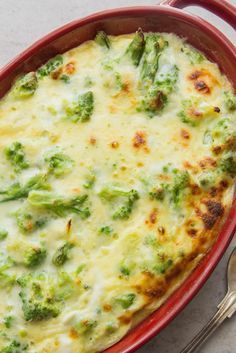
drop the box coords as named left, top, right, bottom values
left=0, top=1, right=235, bottom=352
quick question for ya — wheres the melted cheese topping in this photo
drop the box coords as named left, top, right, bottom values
left=0, top=32, right=235, bottom=353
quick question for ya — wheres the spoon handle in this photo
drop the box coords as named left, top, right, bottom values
left=180, top=292, right=236, bottom=353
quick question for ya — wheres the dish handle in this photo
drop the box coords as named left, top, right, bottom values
left=160, top=0, right=236, bottom=29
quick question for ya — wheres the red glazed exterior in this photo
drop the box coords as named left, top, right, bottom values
left=0, top=1, right=235, bottom=352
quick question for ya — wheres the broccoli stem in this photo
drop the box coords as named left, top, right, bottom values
left=95, top=31, right=110, bottom=49
left=125, top=29, right=145, bottom=66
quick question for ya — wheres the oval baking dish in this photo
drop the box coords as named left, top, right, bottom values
left=0, top=1, right=235, bottom=352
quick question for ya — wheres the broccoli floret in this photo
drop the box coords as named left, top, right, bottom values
left=83, top=172, right=96, bottom=189
left=95, top=31, right=110, bottom=49
left=16, top=210, right=47, bottom=234
left=220, top=154, right=236, bottom=177
left=60, top=74, right=70, bottom=84
left=115, top=293, right=136, bottom=309
left=3, top=315, right=14, bottom=329
left=99, top=187, right=139, bottom=220
left=99, top=225, right=113, bottom=235
left=125, top=28, right=145, bottom=66
left=0, top=258, right=16, bottom=290
left=13, top=72, right=38, bottom=98
left=139, top=65, right=178, bottom=117
left=23, top=246, right=47, bottom=268
left=28, top=190, right=90, bottom=218
left=4, top=142, right=29, bottom=173
left=0, top=340, right=28, bottom=353
left=44, top=152, right=74, bottom=177
left=37, top=55, right=63, bottom=78
left=153, top=258, right=173, bottom=274
left=177, top=98, right=217, bottom=126
left=52, top=242, right=74, bottom=267
left=74, top=319, right=97, bottom=335
left=223, top=91, right=236, bottom=111
left=17, top=273, right=61, bottom=322
left=181, top=45, right=205, bottom=64
left=0, top=229, right=8, bottom=241
left=64, top=91, right=94, bottom=123
left=140, top=34, right=168, bottom=88
left=0, top=174, right=49, bottom=203
left=171, top=170, right=190, bottom=206
left=149, top=186, right=165, bottom=201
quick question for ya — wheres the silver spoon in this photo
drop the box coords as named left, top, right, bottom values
left=180, top=247, right=236, bottom=353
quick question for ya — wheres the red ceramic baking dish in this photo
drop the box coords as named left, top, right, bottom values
left=0, top=0, right=235, bottom=352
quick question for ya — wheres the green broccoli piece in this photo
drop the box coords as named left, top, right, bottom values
left=3, top=315, right=14, bottom=329
left=0, top=258, right=16, bottom=290
left=224, top=91, right=236, bottom=111
left=74, top=319, right=97, bottom=334
left=37, top=55, right=63, bottom=78
left=0, top=229, right=8, bottom=241
left=171, top=170, right=190, bottom=206
left=125, top=28, right=145, bottom=66
left=115, top=293, right=136, bottom=309
left=177, top=98, right=216, bottom=126
left=181, top=45, right=205, bottom=64
left=44, top=152, right=74, bottom=177
left=0, top=174, right=49, bottom=202
left=4, top=142, right=29, bottom=173
left=99, top=187, right=139, bottom=220
left=99, top=225, right=113, bottom=235
left=13, top=72, right=38, bottom=98
left=0, top=340, right=28, bottom=353
left=139, top=87, right=167, bottom=117
left=220, top=154, right=236, bottom=177
left=139, top=65, right=178, bottom=117
left=95, top=31, right=110, bottom=49
left=149, top=186, right=165, bottom=201
left=113, top=189, right=139, bottom=220
left=28, top=190, right=90, bottom=218
left=140, top=34, right=166, bottom=86
left=56, top=271, right=78, bottom=300
left=23, top=246, right=47, bottom=268
left=17, top=273, right=61, bottom=322
left=153, top=258, right=173, bottom=274
left=198, top=171, right=215, bottom=189
left=60, top=74, right=70, bottom=84
left=52, top=242, right=74, bottom=267
left=16, top=210, right=47, bottom=234
left=65, top=91, right=94, bottom=123
left=83, top=172, right=96, bottom=189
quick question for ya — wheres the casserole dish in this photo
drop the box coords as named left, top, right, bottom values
left=0, top=1, right=235, bottom=352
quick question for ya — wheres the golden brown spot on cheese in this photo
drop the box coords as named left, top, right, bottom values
left=118, top=314, right=132, bottom=325
left=185, top=219, right=198, bottom=237
left=149, top=208, right=158, bottom=224
left=51, top=67, right=63, bottom=80
left=110, top=141, right=119, bottom=149
left=188, top=68, right=219, bottom=95
left=158, top=226, right=165, bottom=235
left=196, top=199, right=224, bottom=230
left=103, top=304, right=112, bottom=312
left=69, top=328, right=79, bottom=339
left=89, top=136, right=96, bottom=145
left=199, top=157, right=217, bottom=169
left=133, top=131, right=147, bottom=149
left=181, top=129, right=190, bottom=140
left=66, top=219, right=72, bottom=234
left=65, top=62, right=76, bottom=75
left=214, top=106, right=220, bottom=113
left=194, top=80, right=210, bottom=94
